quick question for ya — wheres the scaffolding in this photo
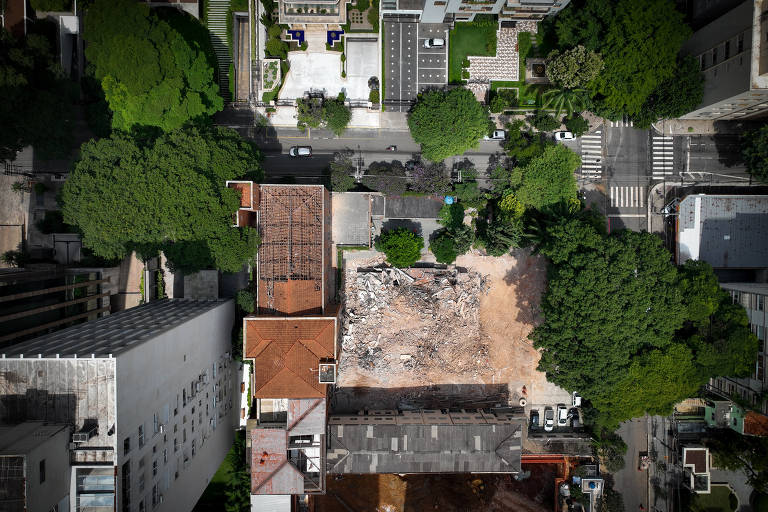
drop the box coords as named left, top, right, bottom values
left=258, top=186, right=324, bottom=312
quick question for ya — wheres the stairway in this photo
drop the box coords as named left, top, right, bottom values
left=207, top=0, right=232, bottom=102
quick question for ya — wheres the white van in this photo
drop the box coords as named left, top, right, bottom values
left=424, top=38, right=445, bottom=49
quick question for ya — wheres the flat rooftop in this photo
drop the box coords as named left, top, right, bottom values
left=677, top=195, right=768, bottom=268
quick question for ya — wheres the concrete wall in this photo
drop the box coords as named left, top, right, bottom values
left=26, top=426, right=71, bottom=512
left=116, top=300, right=236, bottom=512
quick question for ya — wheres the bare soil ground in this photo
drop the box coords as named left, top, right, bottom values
left=313, top=466, right=556, bottom=512
left=332, top=248, right=566, bottom=412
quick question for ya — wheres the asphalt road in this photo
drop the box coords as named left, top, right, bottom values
left=614, top=417, right=649, bottom=512
left=601, top=125, right=651, bottom=232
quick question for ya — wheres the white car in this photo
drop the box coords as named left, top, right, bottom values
left=423, top=38, right=445, bottom=48
left=484, top=130, right=506, bottom=141
left=557, top=404, right=568, bottom=427
left=544, top=407, right=555, bottom=432
left=554, top=131, right=575, bottom=141
left=572, top=392, right=582, bottom=407
left=289, top=146, right=312, bottom=157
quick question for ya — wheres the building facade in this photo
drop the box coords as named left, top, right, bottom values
left=712, top=283, right=768, bottom=414
left=0, top=299, right=237, bottom=512
left=381, top=0, right=569, bottom=23
left=681, top=0, right=768, bottom=120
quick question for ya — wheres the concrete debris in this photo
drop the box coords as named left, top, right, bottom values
left=338, top=256, right=494, bottom=387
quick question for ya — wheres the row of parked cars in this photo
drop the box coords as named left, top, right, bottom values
left=483, top=130, right=576, bottom=142
left=530, top=393, right=582, bottom=432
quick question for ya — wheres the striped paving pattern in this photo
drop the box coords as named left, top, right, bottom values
left=652, top=136, right=674, bottom=179
left=580, top=130, right=603, bottom=179
left=609, top=115, right=633, bottom=128
left=208, top=0, right=232, bottom=102
left=610, top=186, right=645, bottom=208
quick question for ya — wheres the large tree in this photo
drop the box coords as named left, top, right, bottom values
left=83, top=0, right=223, bottom=131
left=512, top=144, right=580, bottom=210
left=706, top=428, right=768, bottom=493
left=633, top=56, right=704, bottom=128
left=408, top=88, right=490, bottom=161
left=545, top=45, right=604, bottom=89
left=60, top=127, right=263, bottom=273
left=550, top=0, right=691, bottom=117
left=742, top=124, right=768, bottom=183
left=532, top=217, right=758, bottom=427
left=0, top=24, right=76, bottom=161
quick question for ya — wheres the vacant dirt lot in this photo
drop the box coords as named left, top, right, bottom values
left=332, top=248, right=569, bottom=412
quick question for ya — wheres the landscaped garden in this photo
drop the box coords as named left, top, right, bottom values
left=489, top=32, right=549, bottom=111
left=262, top=60, right=280, bottom=91
left=690, top=485, right=738, bottom=512
left=447, top=15, right=497, bottom=83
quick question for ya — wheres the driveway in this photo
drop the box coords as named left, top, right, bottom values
left=383, top=18, right=448, bottom=111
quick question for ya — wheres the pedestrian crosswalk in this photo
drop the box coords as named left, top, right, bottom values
left=609, top=115, right=633, bottom=128
left=652, top=136, right=675, bottom=179
left=580, top=130, right=602, bottom=179
left=610, top=186, right=646, bottom=208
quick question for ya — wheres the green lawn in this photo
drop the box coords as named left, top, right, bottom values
left=489, top=32, right=550, bottom=110
left=691, top=485, right=738, bottom=512
left=448, top=21, right=497, bottom=83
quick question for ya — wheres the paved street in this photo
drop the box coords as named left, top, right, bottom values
left=614, top=417, right=649, bottom=512
left=601, top=124, right=651, bottom=232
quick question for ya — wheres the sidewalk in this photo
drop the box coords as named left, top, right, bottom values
left=652, top=118, right=758, bottom=136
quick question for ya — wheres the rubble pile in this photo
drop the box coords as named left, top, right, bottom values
left=339, top=257, right=494, bottom=385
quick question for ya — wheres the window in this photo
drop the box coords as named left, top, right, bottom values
left=139, top=499, right=145, bottom=512
left=123, top=437, right=131, bottom=455
left=39, top=459, right=45, bottom=484
left=192, top=440, right=196, bottom=457
left=163, top=448, right=168, bottom=464
left=139, top=473, right=145, bottom=492
left=758, top=295, right=765, bottom=311
left=153, top=460, right=158, bottom=477
left=121, top=461, right=131, bottom=512
left=738, top=33, right=744, bottom=53
left=138, top=425, right=145, bottom=448
left=153, top=413, right=159, bottom=435
left=174, top=438, right=179, bottom=453
left=183, top=429, right=187, bottom=443
left=138, top=457, right=145, bottom=468
left=152, top=485, right=159, bottom=507
left=712, top=47, right=718, bottom=65
left=183, top=389, right=187, bottom=407
left=725, top=40, right=730, bottom=59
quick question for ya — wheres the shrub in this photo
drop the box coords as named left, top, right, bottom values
left=369, top=90, right=380, bottom=103
left=564, top=114, right=590, bottom=137
left=362, top=161, right=406, bottom=196
left=530, top=111, right=559, bottom=132
left=462, top=58, right=470, bottom=68
left=268, top=24, right=283, bottom=38
left=430, top=231, right=458, bottom=264
left=375, top=228, right=424, bottom=268
left=410, top=162, right=451, bottom=195
left=300, top=41, right=308, bottom=50
left=355, top=0, right=370, bottom=11
left=451, top=224, right=474, bottom=255
left=341, top=53, right=346, bottom=62
left=236, top=289, right=255, bottom=313
left=341, top=70, right=347, bottom=78
left=438, top=203, right=465, bottom=230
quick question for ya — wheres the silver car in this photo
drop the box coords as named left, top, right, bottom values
left=544, top=407, right=555, bottom=432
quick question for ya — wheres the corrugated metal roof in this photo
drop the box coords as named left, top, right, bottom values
left=678, top=195, right=768, bottom=268
left=326, top=421, right=523, bottom=474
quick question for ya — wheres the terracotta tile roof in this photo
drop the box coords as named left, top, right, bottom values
left=257, top=280, right=323, bottom=316
left=246, top=317, right=336, bottom=398
left=227, top=182, right=253, bottom=209
left=744, top=411, right=768, bottom=437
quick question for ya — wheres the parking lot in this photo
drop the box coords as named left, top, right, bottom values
left=383, top=17, right=448, bottom=111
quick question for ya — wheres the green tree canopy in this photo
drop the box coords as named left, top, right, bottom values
left=706, top=428, right=768, bottom=493
left=633, top=56, right=704, bottom=128
left=545, top=45, right=604, bottom=89
left=503, top=120, right=553, bottom=168
left=550, top=0, right=691, bottom=117
left=329, top=152, right=356, bottom=192
left=532, top=217, right=758, bottom=428
left=323, top=97, right=352, bottom=136
left=375, top=228, right=424, bottom=267
left=512, top=145, right=580, bottom=210
left=408, top=88, right=490, bottom=161
left=60, top=127, right=263, bottom=273
left=0, top=25, right=76, bottom=161
left=83, top=0, right=223, bottom=131
left=742, top=124, right=768, bottom=184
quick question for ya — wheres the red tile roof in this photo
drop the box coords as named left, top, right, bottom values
left=745, top=411, right=768, bottom=437
left=246, top=317, right=337, bottom=398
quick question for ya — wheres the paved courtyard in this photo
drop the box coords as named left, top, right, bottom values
left=383, top=18, right=448, bottom=111
left=467, top=21, right=537, bottom=82
left=280, top=35, right=376, bottom=101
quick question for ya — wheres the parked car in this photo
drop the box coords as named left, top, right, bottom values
left=572, top=392, right=582, bottom=407
left=557, top=404, right=568, bottom=427
left=530, top=409, right=540, bottom=428
left=424, top=38, right=445, bottom=48
left=484, top=130, right=506, bottom=141
left=554, top=131, right=575, bottom=141
left=289, top=146, right=312, bottom=157
left=544, top=407, right=555, bottom=432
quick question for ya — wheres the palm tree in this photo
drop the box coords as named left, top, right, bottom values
left=542, top=88, right=590, bottom=118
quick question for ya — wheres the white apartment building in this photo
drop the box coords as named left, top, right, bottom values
left=0, top=299, right=237, bottom=512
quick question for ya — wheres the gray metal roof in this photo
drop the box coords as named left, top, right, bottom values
left=327, top=421, right=522, bottom=474
left=677, top=195, right=768, bottom=268
left=1, top=299, right=228, bottom=358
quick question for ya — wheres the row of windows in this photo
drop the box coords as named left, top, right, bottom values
left=699, top=32, right=746, bottom=70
